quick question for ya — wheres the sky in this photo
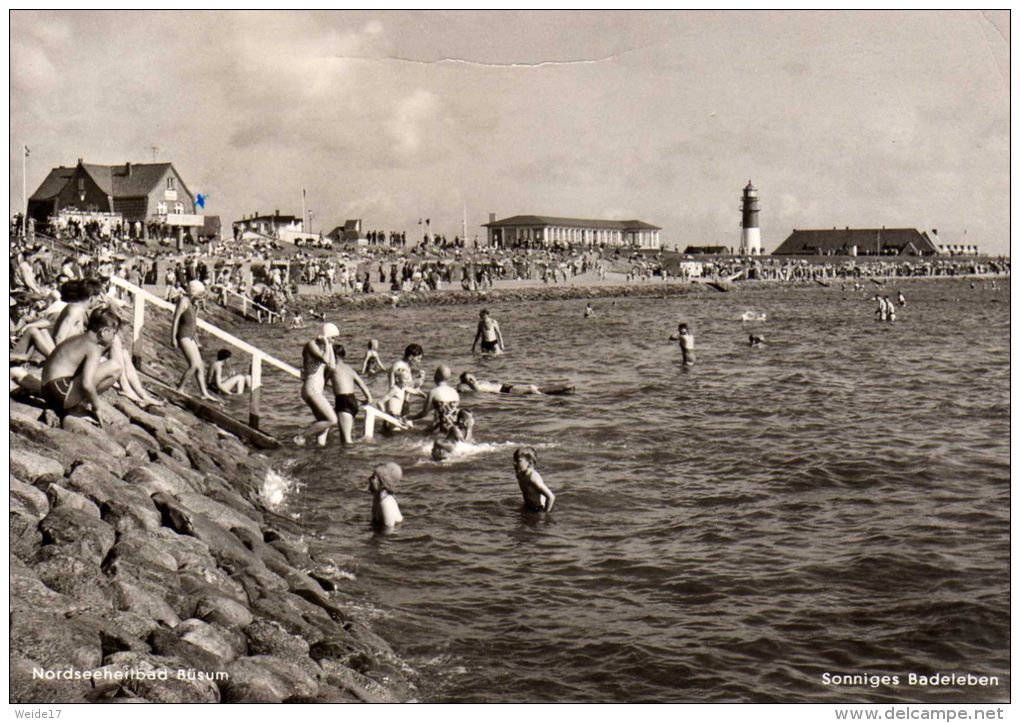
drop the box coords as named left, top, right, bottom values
left=9, top=10, right=1011, bottom=254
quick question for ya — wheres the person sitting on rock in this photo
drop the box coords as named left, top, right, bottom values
left=39, top=307, right=124, bottom=427
left=207, top=349, right=252, bottom=396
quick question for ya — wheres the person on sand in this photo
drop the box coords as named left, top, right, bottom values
left=412, top=365, right=461, bottom=434
left=207, top=349, right=252, bottom=395
left=368, top=462, right=404, bottom=528
left=362, top=338, right=388, bottom=376
left=294, top=323, right=339, bottom=446
left=669, top=322, right=695, bottom=366
left=513, top=447, right=555, bottom=513
left=458, top=371, right=543, bottom=396
left=471, top=308, right=505, bottom=354
left=172, top=280, right=215, bottom=400
left=39, top=307, right=124, bottom=427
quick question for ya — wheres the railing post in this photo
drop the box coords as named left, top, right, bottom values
left=249, top=352, right=262, bottom=430
left=132, top=292, right=145, bottom=371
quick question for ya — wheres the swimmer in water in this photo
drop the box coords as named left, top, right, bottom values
left=897, top=291, right=906, bottom=307
left=390, top=343, right=426, bottom=398
left=367, top=462, right=403, bottom=528
left=362, top=338, right=387, bottom=376
left=458, top=372, right=543, bottom=396
left=883, top=295, right=896, bottom=322
left=749, top=334, right=765, bottom=347
left=378, top=368, right=415, bottom=432
left=471, top=308, right=505, bottom=354
left=412, top=365, right=460, bottom=434
left=513, top=447, right=555, bottom=512
left=584, top=302, right=595, bottom=318
left=669, top=323, right=695, bottom=366
left=431, top=409, right=475, bottom=461
left=328, top=343, right=373, bottom=445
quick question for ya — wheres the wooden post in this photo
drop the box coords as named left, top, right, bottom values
left=132, top=292, right=145, bottom=371
left=249, top=353, right=262, bottom=429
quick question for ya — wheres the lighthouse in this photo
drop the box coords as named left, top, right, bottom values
left=740, top=180, right=761, bottom=255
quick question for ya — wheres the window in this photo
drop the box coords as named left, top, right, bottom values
left=77, top=178, right=85, bottom=192
left=156, top=202, right=168, bottom=215
left=174, top=202, right=184, bottom=215
left=166, top=177, right=176, bottom=191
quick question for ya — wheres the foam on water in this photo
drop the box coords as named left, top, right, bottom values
left=260, top=467, right=301, bottom=509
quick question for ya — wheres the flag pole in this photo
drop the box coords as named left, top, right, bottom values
left=301, top=188, right=307, bottom=232
left=22, top=145, right=28, bottom=232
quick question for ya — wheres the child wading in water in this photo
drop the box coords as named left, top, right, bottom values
left=362, top=338, right=387, bottom=376
left=513, top=447, right=555, bottom=512
left=368, top=462, right=403, bottom=528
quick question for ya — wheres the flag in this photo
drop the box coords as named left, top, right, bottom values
left=196, top=193, right=207, bottom=209
left=24, top=145, right=30, bottom=157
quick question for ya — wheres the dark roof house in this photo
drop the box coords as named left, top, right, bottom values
left=772, top=228, right=939, bottom=256
left=28, top=159, right=196, bottom=225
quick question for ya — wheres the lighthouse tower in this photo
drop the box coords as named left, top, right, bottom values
left=740, top=180, right=761, bottom=255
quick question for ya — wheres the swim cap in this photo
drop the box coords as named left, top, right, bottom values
left=373, top=462, right=402, bottom=492
left=321, top=322, right=339, bottom=339
left=187, top=280, right=206, bottom=297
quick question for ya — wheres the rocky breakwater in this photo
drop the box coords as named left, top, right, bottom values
left=9, top=393, right=417, bottom=703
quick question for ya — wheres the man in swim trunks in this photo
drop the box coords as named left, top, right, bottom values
left=412, top=365, right=461, bottom=434
left=458, top=372, right=543, bottom=395
left=669, top=322, right=695, bottom=366
left=471, top=308, right=504, bottom=354
left=40, top=307, right=124, bottom=426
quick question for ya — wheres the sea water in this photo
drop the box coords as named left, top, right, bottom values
left=237, top=279, right=1009, bottom=703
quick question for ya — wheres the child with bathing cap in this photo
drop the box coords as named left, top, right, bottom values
left=368, top=462, right=403, bottom=527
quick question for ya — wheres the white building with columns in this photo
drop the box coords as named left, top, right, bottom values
left=483, top=214, right=661, bottom=249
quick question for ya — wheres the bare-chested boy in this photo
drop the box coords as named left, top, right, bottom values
left=471, top=309, right=504, bottom=354
left=513, top=447, right=555, bottom=512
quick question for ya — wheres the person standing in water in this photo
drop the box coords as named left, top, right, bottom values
left=412, top=365, right=461, bottom=434
left=471, top=308, right=505, bottom=354
left=172, top=280, right=215, bottom=400
left=294, top=323, right=339, bottom=446
left=328, top=343, right=373, bottom=445
left=670, top=322, right=695, bottom=366
left=368, top=462, right=403, bottom=528
left=513, top=447, right=555, bottom=512
left=584, top=302, right=595, bottom=318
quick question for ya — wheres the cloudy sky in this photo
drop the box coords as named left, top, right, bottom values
left=10, top=10, right=1010, bottom=254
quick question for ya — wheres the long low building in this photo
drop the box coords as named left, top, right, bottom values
left=483, top=214, right=661, bottom=249
left=772, top=228, right=940, bottom=256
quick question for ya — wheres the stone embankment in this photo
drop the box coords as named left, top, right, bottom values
left=9, top=302, right=416, bottom=703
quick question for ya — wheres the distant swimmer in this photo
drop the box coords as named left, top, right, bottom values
left=362, top=338, right=388, bottom=376
left=584, top=303, right=595, bottom=318
left=290, top=313, right=305, bottom=328
left=669, top=322, right=695, bottom=366
left=749, top=334, right=765, bottom=347
left=740, top=310, right=766, bottom=322
left=874, top=295, right=888, bottom=321
left=368, top=462, right=403, bottom=528
left=294, top=323, right=339, bottom=446
left=883, top=295, right=896, bottom=322
left=458, top=372, right=543, bottom=396
left=897, top=291, right=906, bottom=307
left=471, top=308, right=505, bottom=354
left=514, top=447, right=555, bottom=513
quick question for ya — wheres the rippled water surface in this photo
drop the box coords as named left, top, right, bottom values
left=238, top=279, right=1009, bottom=702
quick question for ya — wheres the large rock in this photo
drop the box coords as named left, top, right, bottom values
left=10, top=446, right=66, bottom=482
left=317, top=658, right=406, bottom=703
left=44, top=483, right=101, bottom=518
left=11, top=477, right=50, bottom=525
left=102, top=651, right=221, bottom=703
left=175, top=492, right=263, bottom=540
left=150, top=492, right=260, bottom=570
left=38, top=507, right=116, bottom=565
left=105, top=425, right=158, bottom=460
left=61, top=415, right=129, bottom=459
left=174, top=618, right=245, bottom=664
left=111, top=397, right=167, bottom=437
left=192, top=593, right=255, bottom=629
left=123, top=463, right=195, bottom=498
left=151, top=528, right=217, bottom=570
left=10, top=608, right=103, bottom=671
left=148, top=627, right=236, bottom=672
left=10, top=655, right=91, bottom=704
left=10, top=400, right=49, bottom=427
left=220, top=655, right=319, bottom=703
left=244, top=617, right=311, bottom=659
left=105, top=532, right=179, bottom=573
left=34, top=546, right=114, bottom=608
left=110, top=577, right=181, bottom=627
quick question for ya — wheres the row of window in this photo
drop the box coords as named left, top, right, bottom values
left=156, top=202, right=185, bottom=215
